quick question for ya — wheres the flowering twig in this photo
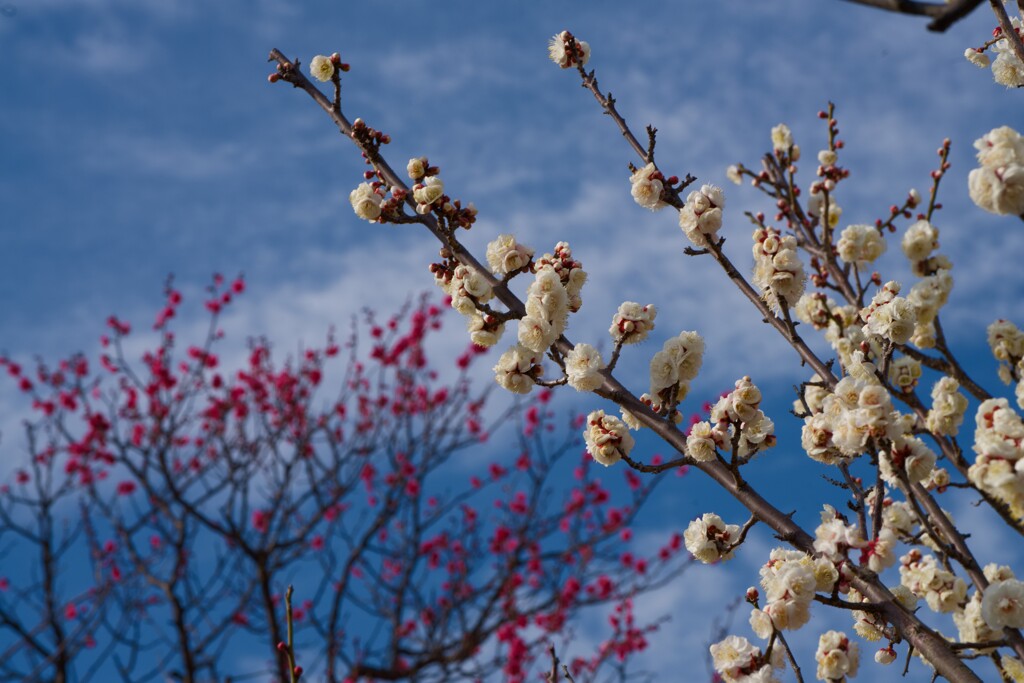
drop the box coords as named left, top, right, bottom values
left=989, top=0, right=1024, bottom=66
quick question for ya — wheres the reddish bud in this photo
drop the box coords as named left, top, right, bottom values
left=268, top=73, right=280, bottom=83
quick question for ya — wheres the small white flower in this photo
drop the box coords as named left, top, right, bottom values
left=548, top=30, right=590, bottom=69
left=565, top=343, right=605, bottom=392
left=964, top=48, right=991, bottom=68
left=837, top=224, right=886, bottom=266
left=982, top=579, right=1024, bottom=630
left=493, top=344, right=540, bottom=394
left=407, top=157, right=427, bottom=180
left=610, top=302, right=656, bottom=345
left=679, top=184, right=725, bottom=247
left=684, top=513, right=740, bottom=564
left=309, top=55, right=335, bottom=82
left=629, top=162, right=667, bottom=210
left=413, top=176, right=445, bottom=207
left=349, top=182, right=383, bottom=221
left=583, top=410, right=633, bottom=466
left=771, top=124, right=793, bottom=153
left=485, top=234, right=534, bottom=276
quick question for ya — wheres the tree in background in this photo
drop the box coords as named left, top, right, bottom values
left=268, top=10, right=1024, bottom=681
left=0, top=277, right=690, bottom=682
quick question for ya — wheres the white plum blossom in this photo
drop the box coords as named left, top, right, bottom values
left=629, top=163, right=667, bottom=210
left=519, top=267, right=569, bottom=352
left=548, top=30, right=590, bottom=68
left=880, top=434, right=937, bottom=486
left=533, top=242, right=587, bottom=312
left=309, top=54, right=335, bottom=82
left=991, top=17, right=1024, bottom=88
left=610, top=302, right=656, bottom=345
left=493, top=344, right=540, bottom=394
left=837, top=224, right=886, bottom=266
left=349, top=182, right=384, bottom=221
left=969, top=398, right=1024, bottom=518
left=813, top=505, right=866, bottom=562
left=964, top=47, right=991, bottom=68
left=687, top=421, right=719, bottom=462
left=795, top=292, right=837, bottom=330
left=649, top=331, right=705, bottom=401
left=888, top=356, right=921, bottom=393
left=412, top=176, right=444, bottom=208
left=406, top=156, right=426, bottom=180
left=955, top=591, right=1002, bottom=650
left=860, top=281, right=917, bottom=345
left=726, top=164, right=743, bottom=185
left=901, top=219, right=939, bottom=263
left=466, top=312, right=504, bottom=348
left=679, top=184, right=725, bottom=247
left=448, top=264, right=493, bottom=316
left=583, top=410, right=634, bottom=466
left=771, top=123, right=793, bottom=153
left=564, top=343, right=605, bottom=392
left=752, top=227, right=805, bottom=310
left=926, top=377, right=968, bottom=436
left=968, top=126, right=1024, bottom=215
left=710, top=635, right=781, bottom=683
left=684, top=513, right=740, bottom=564
left=899, top=550, right=968, bottom=613
left=982, top=579, right=1024, bottom=630
left=485, top=234, right=534, bottom=276
left=815, top=630, right=859, bottom=682
left=710, top=377, right=777, bottom=458
left=988, top=319, right=1024, bottom=384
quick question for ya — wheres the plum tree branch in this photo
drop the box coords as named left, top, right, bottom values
left=266, top=47, right=986, bottom=682
left=838, top=0, right=986, bottom=31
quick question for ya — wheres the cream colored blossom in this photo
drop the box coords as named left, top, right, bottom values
left=309, top=54, right=335, bottom=82
left=413, top=176, right=444, bottom=206
left=548, top=30, right=590, bottom=68
left=629, top=163, right=667, bottom=210
left=965, top=48, right=990, bottom=68
left=679, top=184, right=725, bottom=247
left=815, top=630, right=859, bottom=682
left=901, top=219, right=939, bottom=262
left=926, top=377, right=968, bottom=436
left=583, top=410, right=633, bottom=466
left=485, top=234, right=534, bottom=276
left=407, top=157, right=427, bottom=181
left=837, top=224, right=886, bottom=266
left=493, top=344, right=540, bottom=394
left=349, top=182, right=384, bottom=221
left=565, top=343, right=605, bottom=392
left=610, top=302, right=656, bottom=345
left=684, top=513, right=740, bottom=564
left=982, top=579, right=1024, bottom=630
left=771, top=123, right=793, bottom=153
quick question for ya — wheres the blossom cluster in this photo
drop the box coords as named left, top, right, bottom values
left=683, top=512, right=740, bottom=564
left=751, top=226, right=805, bottom=311
left=688, top=377, right=775, bottom=462
left=964, top=11, right=1024, bottom=88
left=969, top=398, right=1024, bottom=519
left=968, top=126, right=1024, bottom=216
left=709, top=635, right=784, bottom=683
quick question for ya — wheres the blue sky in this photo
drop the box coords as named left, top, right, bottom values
left=3, top=0, right=1024, bottom=680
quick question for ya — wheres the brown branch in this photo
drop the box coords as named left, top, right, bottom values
left=838, top=0, right=987, bottom=31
